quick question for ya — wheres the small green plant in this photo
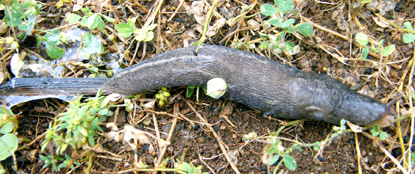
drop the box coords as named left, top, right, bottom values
left=259, top=0, right=313, bottom=55
left=40, top=29, right=104, bottom=59
left=2, top=0, right=41, bottom=51
left=355, top=32, right=396, bottom=60
left=257, top=120, right=351, bottom=172
left=186, top=85, right=200, bottom=98
left=41, top=90, right=113, bottom=155
left=370, top=126, right=388, bottom=140
left=42, top=30, right=66, bottom=59
left=39, top=91, right=113, bottom=171
left=402, top=22, right=415, bottom=43
left=262, top=136, right=297, bottom=171
left=115, top=18, right=157, bottom=42
left=3, top=0, right=41, bottom=35
left=39, top=154, right=80, bottom=172
left=155, top=87, right=171, bottom=106
left=175, top=160, right=209, bottom=174
left=0, top=107, right=18, bottom=162
left=66, top=7, right=115, bottom=30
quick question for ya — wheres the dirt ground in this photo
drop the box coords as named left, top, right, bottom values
left=1, top=0, right=415, bottom=173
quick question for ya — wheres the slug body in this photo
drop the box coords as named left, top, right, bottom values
left=0, top=45, right=393, bottom=126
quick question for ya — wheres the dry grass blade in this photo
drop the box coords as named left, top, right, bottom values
left=185, top=99, right=241, bottom=174
left=155, top=103, right=179, bottom=166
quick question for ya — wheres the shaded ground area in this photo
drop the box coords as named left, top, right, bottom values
left=1, top=0, right=414, bottom=173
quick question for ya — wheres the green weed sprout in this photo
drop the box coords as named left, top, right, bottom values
left=4, top=0, right=41, bottom=36
left=40, top=90, right=113, bottom=171
left=255, top=119, right=353, bottom=172
left=114, top=18, right=157, bottom=42
left=259, top=0, right=313, bottom=55
left=66, top=7, right=115, bottom=30
left=402, top=22, right=415, bottom=43
left=155, top=87, right=171, bottom=106
left=175, top=160, right=209, bottom=174
left=355, top=32, right=395, bottom=60
left=370, top=126, right=388, bottom=140
left=39, top=154, right=80, bottom=172
left=0, top=107, right=18, bottom=162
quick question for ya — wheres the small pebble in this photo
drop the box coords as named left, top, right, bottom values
left=197, top=137, right=205, bottom=144
left=212, top=125, right=219, bottom=132
left=391, top=147, right=402, bottom=157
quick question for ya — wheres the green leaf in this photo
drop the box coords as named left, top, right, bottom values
left=0, top=106, right=14, bottom=116
left=258, top=32, right=269, bottom=39
left=115, top=19, right=136, bottom=38
left=313, top=143, right=321, bottom=151
left=66, top=13, right=81, bottom=24
left=361, top=47, right=369, bottom=60
left=268, top=155, right=280, bottom=165
left=101, top=14, right=115, bottom=23
left=382, top=44, right=395, bottom=57
left=284, top=19, right=296, bottom=25
left=278, top=0, right=294, bottom=13
left=274, top=0, right=283, bottom=6
left=18, top=13, right=37, bottom=35
left=143, top=31, right=154, bottom=42
left=0, top=122, right=14, bottom=134
left=268, top=146, right=276, bottom=154
left=269, top=19, right=284, bottom=28
left=44, top=30, right=61, bottom=45
left=355, top=33, right=369, bottom=46
left=340, top=119, right=346, bottom=126
left=403, top=33, right=415, bottom=43
left=80, top=17, right=88, bottom=27
left=259, top=42, right=269, bottom=49
left=146, top=24, right=158, bottom=31
left=283, top=155, right=297, bottom=170
left=82, top=33, right=103, bottom=56
left=370, top=126, right=380, bottom=137
left=403, top=21, right=414, bottom=31
left=81, top=7, right=92, bottom=15
left=46, top=44, right=65, bottom=59
left=84, top=14, right=105, bottom=30
left=260, top=4, right=277, bottom=16
left=4, top=0, right=23, bottom=27
left=0, top=133, right=18, bottom=161
left=285, top=41, right=295, bottom=51
left=296, top=22, right=313, bottom=36
left=269, top=19, right=295, bottom=28
left=186, top=86, right=197, bottom=98
left=379, top=132, right=388, bottom=140
left=284, top=27, right=296, bottom=34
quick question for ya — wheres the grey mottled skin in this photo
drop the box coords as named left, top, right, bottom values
left=0, top=45, right=391, bottom=125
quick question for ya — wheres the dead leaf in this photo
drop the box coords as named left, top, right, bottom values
left=373, top=16, right=389, bottom=28
left=73, top=0, right=84, bottom=11
left=346, top=121, right=362, bottom=133
left=10, top=53, right=24, bottom=77
left=186, top=1, right=204, bottom=16
left=207, top=18, right=226, bottom=37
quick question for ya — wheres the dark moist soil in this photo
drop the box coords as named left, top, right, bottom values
left=2, top=0, right=415, bottom=173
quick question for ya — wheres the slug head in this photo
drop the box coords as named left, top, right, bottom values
left=292, top=74, right=395, bottom=127
left=333, top=93, right=395, bottom=127
left=302, top=92, right=395, bottom=127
